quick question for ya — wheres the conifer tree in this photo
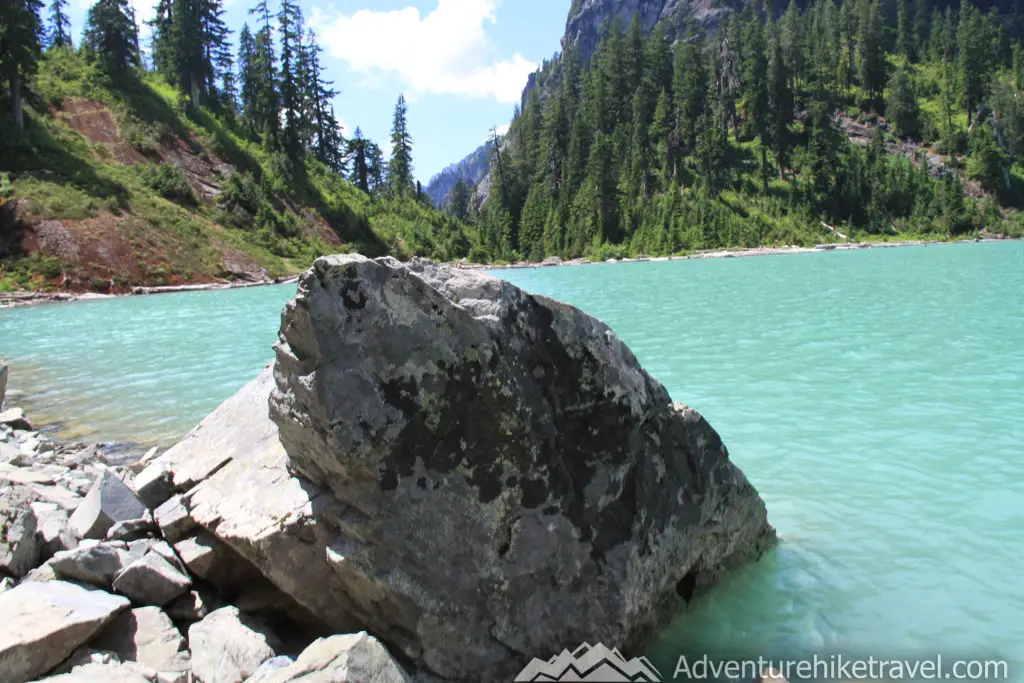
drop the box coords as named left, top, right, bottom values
left=48, top=0, right=71, bottom=49
left=1, top=0, right=44, bottom=131
left=741, top=14, right=771, bottom=191
left=780, top=0, right=804, bottom=89
left=245, top=0, right=279, bottom=142
left=277, top=0, right=303, bottom=161
left=897, top=0, right=916, bottom=63
left=857, top=0, right=887, bottom=110
left=389, top=94, right=413, bottom=196
left=674, top=29, right=709, bottom=157
left=958, top=3, right=996, bottom=121
left=83, top=0, right=139, bottom=78
left=768, top=27, right=794, bottom=179
left=347, top=127, right=372, bottom=194
left=300, top=29, right=343, bottom=171
left=887, top=65, right=921, bottom=139
left=448, top=178, right=471, bottom=222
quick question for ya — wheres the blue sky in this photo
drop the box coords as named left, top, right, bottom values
left=65, top=0, right=570, bottom=185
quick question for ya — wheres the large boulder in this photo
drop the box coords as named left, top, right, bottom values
left=136, top=255, right=775, bottom=681
left=266, top=255, right=775, bottom=680
left=69, top=471, right=147, bottom=540
left=0, top=580, right=130, bottom=682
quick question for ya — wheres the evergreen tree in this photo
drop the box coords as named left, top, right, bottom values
left=674, top=28, right=709, bottom=157
left=741, top=14, right=771, bottom=191
left=277, top=0, right=304, bottom=162
left=958, top=3, right=996, bottom=120
left=347, top=127, right=372, bottom=194
left=780, top=0, right=804, bottom=89
left=389, top=94, right=413, bottom=196
left=857, top=0, right=887, bottom=110
left=1015, top=43, right=1024, bottom=92
left=300, top=29, right=343, bottom=170
left=768, top=27, right=793, bottom=179
left=48, top=0, right=71, bottom=49
left=245, top=0, right=279, bottom=142
left=237, top=24, right=257, bottom=126
left=0, top=0, right=44, bottom=131
left=448, top=178, right=471, bottom=222
left=897, top=0, right=916, bottom=62
left=887, top=65, right=921, bottom=139
left=83, top=0, right=139, bottom=78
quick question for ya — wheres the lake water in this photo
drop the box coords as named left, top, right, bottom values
left=2, top=242, right=1022, bottom=679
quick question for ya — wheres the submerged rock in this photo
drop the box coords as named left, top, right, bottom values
left=0, top=408, right=32, bottom=432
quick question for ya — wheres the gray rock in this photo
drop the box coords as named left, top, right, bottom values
left=49, top=543, right=129, bottom=589
left=105, top=515, right=157, bottom=543
left=248, top=633, right=410, bottom=683
left=0, top=580, right=130, bottom=682
left=31, top=660, right=156, bottom=682
left=1, top=486, right=40, bottom=577
left=265, top=255, right=776, bottom=680
left=0, top=360, right=7, bottom=411
left=152, top=496, right=194, bottom=545
left=245, top=656, right=294, bottom=682
left=129, top=449, right=160, bottom=475
left=112, top=553, right=191, bottom=607
left=90, top=607, right=191, bottom=678
left=46, top=645, right=121, bottom=674
left=0, top=576, right=13, bottom=592
left=129, top=465, right=174, bottom=512
left=187, top=606, right=280, bottom=683
left=164, top=590, right=210, bottom=622
left=70, top=471, right=148, bottom=540
left=0, top=407, right=31, bottom=431
left=171, top=531, right=260, bottom=592
left=31, top=502, right=79, bottom=560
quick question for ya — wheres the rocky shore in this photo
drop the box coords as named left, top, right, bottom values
left=3, top=237, right=1015, bottom=309
left=0, top=256, right=776, bottom=682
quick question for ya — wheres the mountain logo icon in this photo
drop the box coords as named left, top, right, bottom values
left=514, top=642, right=662, bottom=681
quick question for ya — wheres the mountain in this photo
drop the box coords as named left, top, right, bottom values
left=425, top=139, right=496, bottom=208
left=563, top=0, right=734, bottom=66
left=1, top=51, right=475, bottom=292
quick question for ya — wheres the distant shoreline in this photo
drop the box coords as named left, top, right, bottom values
left=1, top=237, right=1016, bottom=308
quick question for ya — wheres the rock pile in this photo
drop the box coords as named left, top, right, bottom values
left=0, top=387, right=408, bottom=683
left=0, top=255, right=776, bottom=682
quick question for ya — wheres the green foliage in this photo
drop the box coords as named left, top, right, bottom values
left=887, top=66, right=922, bottom=139
left=141, top=163, right=195, bottom=205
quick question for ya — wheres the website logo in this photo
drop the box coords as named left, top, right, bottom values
left=514, top=642, right=662, bottom=681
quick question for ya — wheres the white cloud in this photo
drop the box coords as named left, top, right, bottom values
left=312, top=0, right=536, bottom=105
left=494, top=121, right=511, bottom=136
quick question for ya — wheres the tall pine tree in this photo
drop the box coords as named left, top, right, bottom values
left=1, top=0, right=45, bottom=131
left=389, top=94, right=413, bottom=196
left=48, top=0, right=71, bottom=49
left=83, top=0, right=139, bottom=78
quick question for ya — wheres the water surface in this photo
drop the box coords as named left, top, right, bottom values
left=1, top=242, right=1021, bottom=678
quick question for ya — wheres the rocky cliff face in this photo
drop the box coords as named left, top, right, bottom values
left=425, top=141, right=495, bottom=209
left=563, top=0, right=735, bottom=68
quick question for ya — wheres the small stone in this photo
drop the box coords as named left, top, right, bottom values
left=33, top=660, right=157, bottom=682
left=112, top=552, right=191, bottom=606
left=188, top=606, right=281, bottom=683
left=106, top=514, right=157, bottom=542
left=32, top=502, right=79, bottom=560
left=0, top=360, right=7, bottom=411
left=0, top=407, right=31, bottom=431
left=129, top=448, right=160, bottom=475
left=70, top=470, right=148, bottom=540
left=0, top=488, right=40, bottom=577
left=0, top=576, right=13, bottom=592
left=131, top=464, right=174, bottom=511
left=0, top=581, right=130, bottom=682
left=153, top=496, right=194, bottom=544
left=49, top=543, right=130, bottom=589
left=165, top=589, right=210, bottom=622
left=247, top=633, right=411, bottom=683
left=145, top=540, right=188, bottom=575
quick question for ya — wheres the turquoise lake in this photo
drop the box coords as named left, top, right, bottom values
left=1, top=242, right=1022, bottom=678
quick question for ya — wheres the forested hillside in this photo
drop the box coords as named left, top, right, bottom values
left=464, top=0, right=1024, bottom=262
left=0, top=0, right=474, bottom=291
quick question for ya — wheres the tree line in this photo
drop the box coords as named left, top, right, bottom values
left=460, top=0, right=1024, bottom=262
left=0, top=0, right=426, bottom=200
